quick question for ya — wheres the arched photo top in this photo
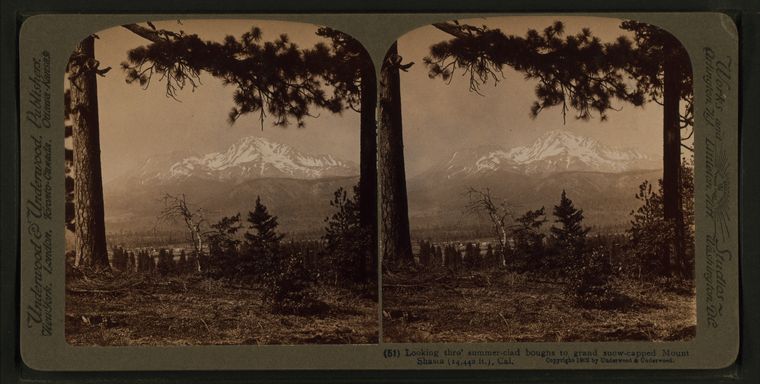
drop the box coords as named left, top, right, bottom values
left=63, top=18, right=378, bottom=208
left=381, top=16, right=696, bottom=344
left=63, top=18, right=379, bottom=346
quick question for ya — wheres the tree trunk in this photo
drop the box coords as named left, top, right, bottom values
left=498, top=228, right=508, bottom=268
left=69, top=36, right=109, bottom=270
left=378, top=43, right=413, bottom=266
left=194, top=228, right=203, bottom=273
left=359, top=62, right=378, bottom=282
left=662, top=39, right=683, bottom=276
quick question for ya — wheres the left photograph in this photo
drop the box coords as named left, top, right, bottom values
left=63, top=19, right=378, bottom=345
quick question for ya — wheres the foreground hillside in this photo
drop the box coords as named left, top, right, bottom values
left=383, top=269, right=695, bottom=343
left=66, top=273, right=378, bottom=345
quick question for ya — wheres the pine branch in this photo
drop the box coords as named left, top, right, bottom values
left=122, top=23, right=164, bottom=43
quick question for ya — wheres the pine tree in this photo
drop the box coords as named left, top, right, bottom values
left=315, top=28, right=378, bottom=257
left=238, top=198, right=325, bottom=314
left=679, top=161, right=696, bottom=277
left=323, top=186, right=373, bottom=286
left=628, top=161, right=694, bottom=278
left=514, top=207, right=548, bottom=271
left=550, top=190, right=590, bottom=263
left=67, top=36, right=110, bottom=271
left=378, top=42, right=414, bottom=267
left=243, top=197, right=284, bottom=278
left=207, top=214, right=242, bottom=278
left=616, top=21, right=693, bottom=275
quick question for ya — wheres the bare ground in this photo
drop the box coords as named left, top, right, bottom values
left=382, top=270, right=696, bottom=343
left=66, top=274, right=378, bottom=345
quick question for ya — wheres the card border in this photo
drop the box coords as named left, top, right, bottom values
left=3, top=0, right=759, bottom=383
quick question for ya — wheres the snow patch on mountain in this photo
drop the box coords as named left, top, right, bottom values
left=438, top=130, right=658, bottom=178
left=137, top=136, right=358, bottom=183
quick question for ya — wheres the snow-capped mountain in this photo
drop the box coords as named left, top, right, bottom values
left=434, top=130, right=659, bottom=178
left=130, top=136, right=358, bottom=184
left=103, top=136, right=359, bottom=234
left=406, top=130, right=663, bottom=232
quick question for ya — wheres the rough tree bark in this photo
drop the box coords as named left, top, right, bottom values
left=378, top=42, right=413, bottom=266
left=662, top=36, right=684, bottom=276
left=68, top=36, right=109, bottom=270
left=359, top=64, right=378, bottom=282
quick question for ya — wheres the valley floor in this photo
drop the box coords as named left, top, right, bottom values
left=382, top=269, right=695, bottom=343
left=66, top=274, right=378, bottom=345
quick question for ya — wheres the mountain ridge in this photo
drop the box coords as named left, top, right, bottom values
left=408, top=130, right=663, bottom=234
left=422, top=130, right=660, bottom=180
left=110, top=136, right=359, bottom=188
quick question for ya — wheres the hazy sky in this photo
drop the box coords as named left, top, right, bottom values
left=93, top=19, right=361, bottom=182
left=398, top=16, right=666, bottom=176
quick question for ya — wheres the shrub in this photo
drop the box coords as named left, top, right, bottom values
left=628, top=179, right=677, bottom=277
left=628, top=162, right=695, bottom=278
left=570, top=248, right=629, bottom=309
left=266, top=254, right=327, bottom=316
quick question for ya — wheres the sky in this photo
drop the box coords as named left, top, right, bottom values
left=92, top=19, right=361, bottom=182
left=397, top=16, right=668, bottom=176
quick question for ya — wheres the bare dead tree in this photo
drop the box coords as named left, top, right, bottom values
left=157, top=193, right=207, bottom=273
left=465, top=187, right=518, bottom=267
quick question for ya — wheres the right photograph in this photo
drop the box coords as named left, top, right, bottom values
left=380, top=16, right=696, bottom=343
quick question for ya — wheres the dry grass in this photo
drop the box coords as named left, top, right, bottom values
left=65, top=273, right=378, bottom=345
left=382, top=270, right=696, bottom=343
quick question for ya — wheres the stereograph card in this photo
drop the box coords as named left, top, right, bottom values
left=17, top=12, right=739, bottom=371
